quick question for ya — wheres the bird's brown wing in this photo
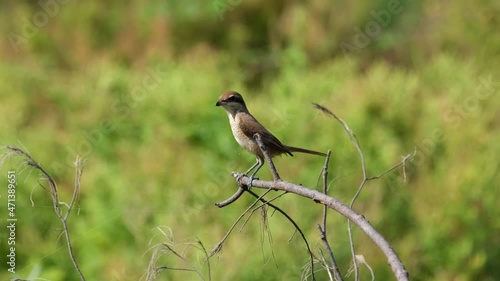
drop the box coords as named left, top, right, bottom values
left=240, top=113, right=294, bottom=157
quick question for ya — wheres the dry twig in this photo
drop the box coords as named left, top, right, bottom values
left=0, top=146, right=86, bottom=281
left=145, top=227, right=211, bottom=281
left=317, top=150, right=343, bottom=281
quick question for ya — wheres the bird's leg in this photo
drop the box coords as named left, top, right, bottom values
left=244, top=159, right=260, bottom=176
left=236, top=158, right=262, bottom=187
left=247, top=157, right=264, bottom=187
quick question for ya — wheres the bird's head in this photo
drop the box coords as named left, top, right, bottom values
left=215, top=91, right=248, bottom=114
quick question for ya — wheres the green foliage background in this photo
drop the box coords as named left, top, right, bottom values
left=0, top=0, right=499, bottom=280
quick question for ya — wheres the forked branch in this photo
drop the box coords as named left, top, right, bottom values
left=233, top=176, right=409, bottom=280
left=313, top=103, right=414, bottom=280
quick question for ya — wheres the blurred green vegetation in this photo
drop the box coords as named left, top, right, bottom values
left=0, top=0, right=499, bottom=280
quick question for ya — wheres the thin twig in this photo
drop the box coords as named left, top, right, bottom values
left=321, top=151, right=331, bottom=231
left=258, top=205, right=277, bottom=267
left=318, top=150, right=343, bottom=281
left=155, top=266, right=200, bottom=273
left=366, top=149, right=416, bottom=181
left=318, top=248, right=334, bottom=281
left=313, top=103, right=365, bottom=280
left=145, top=229, right=211, bottom=281
left=238, top=191, right=286, bottom=233
left=208, top=188, right=273, bottom=258
left=244, top=188, right=317, bottom=281
left=164, top=244, right=205, bottom=281
left=197, top=240, right=212, bottom=281
left=254, top=133, right=318, bottom=280
left=147, top=242, right=205, bottom=281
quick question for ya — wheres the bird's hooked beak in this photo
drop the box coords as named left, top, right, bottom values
left=215, top=100, right=225, bottom=106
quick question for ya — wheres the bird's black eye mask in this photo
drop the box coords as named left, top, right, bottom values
left=227, top=95, right=244, bottom=103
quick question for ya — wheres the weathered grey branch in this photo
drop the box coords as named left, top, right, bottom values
left=233, top=175, right=409, bottom=281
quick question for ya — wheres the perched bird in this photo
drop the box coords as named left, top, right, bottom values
left=216, top=90, right=326, bottom=184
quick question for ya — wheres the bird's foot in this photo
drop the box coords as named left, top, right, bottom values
left=235, top=172, right=246, bottom=182
left=247, top=175, right=259, bottom=188
left=233, top=172, right=258, bottom=188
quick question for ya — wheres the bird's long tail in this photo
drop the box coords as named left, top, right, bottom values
left=285, top=145, right=327, bottom=157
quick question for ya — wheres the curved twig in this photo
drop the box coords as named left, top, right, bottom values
left=215, top=184, right=246, bottom=207
left=208, top=188, right=273, bottom=258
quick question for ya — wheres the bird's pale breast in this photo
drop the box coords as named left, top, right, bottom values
left=228, top=113, right=261, bottom=155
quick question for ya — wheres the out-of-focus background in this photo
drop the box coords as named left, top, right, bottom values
left=0, top=0, right=499, bottom=280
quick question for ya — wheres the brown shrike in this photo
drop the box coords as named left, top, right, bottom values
left=216, top=90, right=326, bottom=184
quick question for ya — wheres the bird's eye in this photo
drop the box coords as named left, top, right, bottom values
left=227, top=96, right=236, bottom=101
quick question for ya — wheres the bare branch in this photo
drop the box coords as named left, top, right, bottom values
left=318, top=248, right=334, bottom=281
left=215, top=185, right=246, bottom=207
left=0, top=146, right=86, bottom=281
left=313, top=103, right=369, bottom=279
left=233, top=175, right=409, bottom=281
left=313, top=103, right=414, bottom=280
left=321, top=151, right=332, bottom=230
left=318, top=150, right=344, bottom=281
